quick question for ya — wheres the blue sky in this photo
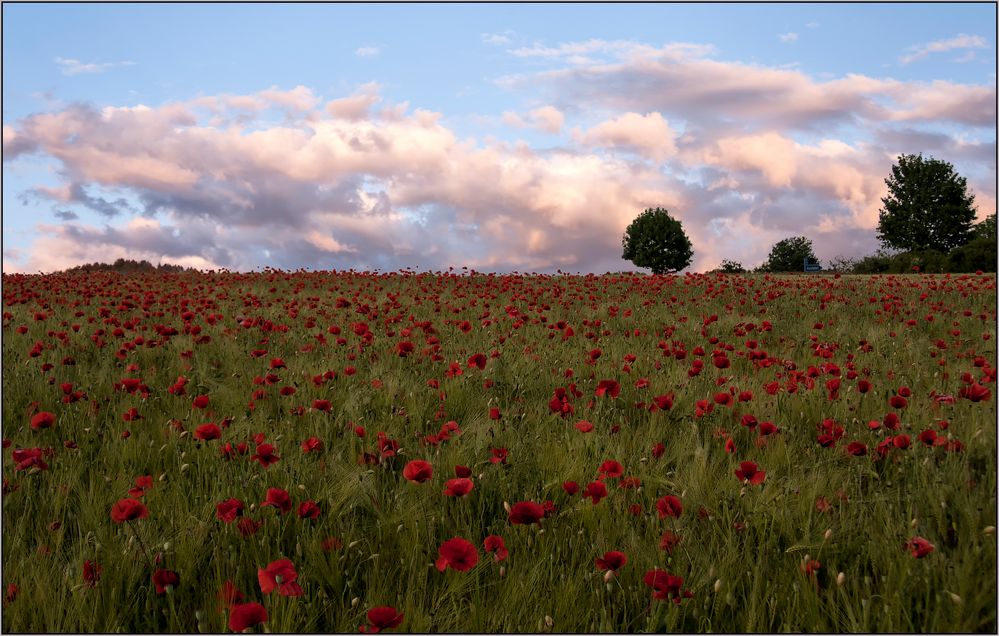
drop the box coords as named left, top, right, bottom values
left=3, top=3, right=996, bottom=273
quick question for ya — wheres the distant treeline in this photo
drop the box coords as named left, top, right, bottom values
left=61, top=258, right=196, bottom=274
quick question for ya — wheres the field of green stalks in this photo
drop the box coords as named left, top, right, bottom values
left=1, top=269, right=995, bottom=633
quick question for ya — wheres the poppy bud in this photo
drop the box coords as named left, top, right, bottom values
left=351, top=597, right=359, bottom=608
left=503, top=501, right=512, bottom=513
left=499, top=566, right=505, bottom=578
left=714, top=579, right=722, bottom=593
left=603, top=570, right=615, bottom=583
left=824, top=529, right=832, bottom=541
left=836, top=572, right=846, bottom=587
left=948, top=592, right=962, bottom=605
left=544, top=616, right=554, bottom=628
left=984, top=526, right=995, bottom=535
left=910, top=518, right=918, bottom=528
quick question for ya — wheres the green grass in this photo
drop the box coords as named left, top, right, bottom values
left=2, top=270, right=996, bottom=632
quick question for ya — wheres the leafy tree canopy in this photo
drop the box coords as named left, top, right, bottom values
left=877, top=154, right=977, bottom=253
left=621, top=207, right=693, bottom=275
left=760, top=236, right=818, bottom=273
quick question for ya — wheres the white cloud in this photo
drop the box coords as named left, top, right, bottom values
left=778, top=32, right=799, bottom=43
left=5, top=35, right=996, bottom=276
left=54, top=57, right=135, bottom=76
left=355, top=46, right=380, bottom=57
left=899, top=33, right=988, bottom=65
left=482, top=31, right=513, bottom=45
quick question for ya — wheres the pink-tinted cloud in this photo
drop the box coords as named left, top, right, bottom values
left=577, top=112, right=677, bottom=160
left=3, top=58, right=994, bottom=275
left=899, top=33, right=988, bottom=65
left=502, top=42, right=995, bottom=129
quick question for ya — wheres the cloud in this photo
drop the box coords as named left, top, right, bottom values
left=3, top=52, right=995, bottom=275
left=500, top=40, right=996, bottom=129
left=899, top=33, right=988, bottom=65
left=482, top=31, right=514, bottom=45
left=502, top=105, right=565, bottom=134
left=325, top=82, right=383, bottom=120
left=577, top=112, right=677, bottom=161
left=778, top=33, right=799, bottom=43
left=355, top=46, right=380, bottom=57
left=54, top=56, right=135, bottom=76
left=6, top=88, right=685, bottom=273
left=509, top=40, right=715, bottom=65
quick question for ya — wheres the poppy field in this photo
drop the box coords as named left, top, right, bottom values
left=1, top=269, right=996, bottom=633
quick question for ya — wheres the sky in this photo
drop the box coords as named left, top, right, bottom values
left=2, top=3, right=996, bottom=274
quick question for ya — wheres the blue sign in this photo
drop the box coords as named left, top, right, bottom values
left=804, top=257, right=821, bottom=272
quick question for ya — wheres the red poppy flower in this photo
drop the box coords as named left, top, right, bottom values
left=905, top=536, right=935, bottom=558
left=216, top=498, right=244, bottom=523
left=489, top=407, right=501, bottom=420
left=152, top=569, right=180, bottom=594
left=595, top=379, right=621, bottom=398
left=435, top=537, right=479, bottom=572
left=643, top=569, right=691, bottom=603
left=509, top=501, right=545, bottom=525
left=269, top=358, right=286, bottom=369
left=261, top=488, right=292, bottom=514
left=298, top=500, right=321, bottom=520
left=659, top=530, right=683, bottom=553
left=483, top=535, right=508, bottom=562
left=889, top=395, right=908, bottom=409
left=735, top=461, right=766, bottom=485
left=489, top=447, right=508, bottom=464
left=229, top=602, right=268, bottom=632
left=801, top=559, right=821, bottom=577
left=82, top=560, right=102, bottom=587
left=192, top=395, right=210, bottom=409
left=454, top=465, right=472, bottom=478
left=652, top=442, right=666, bottom=458
left=403, top=460, right=433, bottom=484
left=110, top=498, right=148, bottom=523
left=128, top=475, right=154, bottom=497
left=656, top=495, right=683, bottom=519
left=651, top=394, right=674, bottom=411
left=443, top=478, right=474, bottom=497
left=845, top=441, right=868, bottom=456
left=361, top=606, right=404, bottom=633
left=598, top=460, right=624, bottom=479
left=194, top=423, right=222, bottom=441
left=312, top=399, right=333, bottom=412
left=250, top=443, right=280, bottom=468
left=959, top=382, right=991, bottom=403
left=12, top=447, right=48, bottom=472
left=258, top=558, right=303, bottom=596
left=595, top=550, right=627, bottom=573
left=759, top=421, right=778, bottom=436
left=30, top=412, right=55, bottom=430
left=467, top=353, right=487, bottom=370
left=562, top=481, right=579, bottom=495
left=301, top=437, right=322, bottom=453
left=574, top=420, right=594, bottom=433
left=583, top=481, right=608, bottom=504
left=893, top=434, right=910, bottom=449
left=918, top=429, right=938, bottom=446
